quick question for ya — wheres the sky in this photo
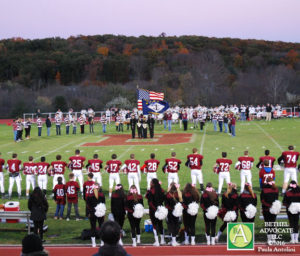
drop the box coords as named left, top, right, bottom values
left=1, top=0, right=300, bottom=43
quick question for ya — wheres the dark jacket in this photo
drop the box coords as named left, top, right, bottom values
left=125, top=194, right=143, bottom=214
left=93, top=244, right=130, bottom=256
left=28, top=195, right=49, bottom=221
left=111, top=192, right=126, bottom=217
left=145, top=187, right=165, bottom=212
left=239, top=192, right=257, bottom=212
left=86, top=192, right=105, bottom=214
left=260, top=185, right=279, bottom=213
left=200, top=190, right=219, bottom=212
left=46, top=118, right=51, bottom=128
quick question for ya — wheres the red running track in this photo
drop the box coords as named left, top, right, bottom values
left=1, top=244, right=300, bottom=256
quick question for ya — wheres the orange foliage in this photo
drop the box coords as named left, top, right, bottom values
left=97, top=46, right=109, bottom=56
left=123, top=44, right=133, bottom=56
left=174, top=41, right=189, bottom=54
left=285, top=49, right=299, bottom=68
left=158, top=40, right=168, bottom=51
left=11, top=37, right=25, bottom=42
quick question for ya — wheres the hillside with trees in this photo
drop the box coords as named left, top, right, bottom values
left=0, top=34, right=299, bottom=117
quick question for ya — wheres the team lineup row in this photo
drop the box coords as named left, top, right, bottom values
left=0, top=146, right=299, bottom=199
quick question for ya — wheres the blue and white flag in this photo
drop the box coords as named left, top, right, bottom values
left=142, top=100, right=169, bottom=115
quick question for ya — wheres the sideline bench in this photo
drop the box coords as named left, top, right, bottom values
left=0, top=211, right=31, bottom=234
left=259, top=206, right=287, bottom=220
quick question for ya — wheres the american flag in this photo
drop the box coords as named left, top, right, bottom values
left=137, top=89, right=164, bottom=110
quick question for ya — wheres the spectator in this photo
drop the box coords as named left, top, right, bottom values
left=93, top=221, right=131, bottom=256
left=21, top=234, right=48, bottom=256
left=45, top=116, right=51, bottom=136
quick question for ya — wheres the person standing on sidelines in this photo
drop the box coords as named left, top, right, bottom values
left=24, top=118, right=32, bottom=139
left=230, top=113, right=236, bottom=137
left=7, top=153, right=22, bottom=199
left=143, top=153, right=160, bottom=190
left=86, top=154, right=103, bottom=186
left=64, top=115, right=70, bottom=135
left=12, top=119, right=17, bottom=142
left=214, top=152, right=232, bottom=195
left=45, top=116, right=51, bottom=136
left=121, top=154, right=141, bottom=194
left=129, top=114, right=137, bottom=138
left=49, top=155, right=67, bottom=188
left=72, top=116, right=77, bottom=134
left=167, top=111, right=172, bottom=131
left=106, top=154, right=122, bottom=197
left=182, top=110, right=188, bottom=131
left=55, top=113, right=61, bottom=135
left=69, top=149, right=86, bottom=194
left=36, top=157, right=50, bottom=195
left=235, top=151, right=254, bottom=193
left=65, top=173, right=80, bottom=221
left=100, top=114, right=107, bottom=134
left=53, top=177, right=66, bottom=220
left=36, top=117, right=43, bottom=137
left=164, top=152, right=182, bottom=187
left=186, top=148, right=204, bottom=192
left=212, top=112, right=218, bottom=132
left=147, top=114, right=155, bottom=139
left=256, top=149, right=276, bottom=169
left=23, top=156, right=37, bottom=199
left=278, top=145, right=300, bottom=194
left=266, top=103, right=272, bottom=121
left=16, top=118, right=23, bottom=142
left=0, top=153, right=5, bottom=198
left=79, top=114, right=86, bottom=134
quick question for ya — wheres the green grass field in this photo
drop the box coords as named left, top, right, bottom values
left=0, top=118, right=300, bottom=245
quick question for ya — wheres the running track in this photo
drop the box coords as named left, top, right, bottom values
left=1, top=244, right=300, bottom=256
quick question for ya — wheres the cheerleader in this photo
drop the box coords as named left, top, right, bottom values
left=216, top=183, right=238, bottom=242
left=283, top=180, right=300, bottom=244
left=165, top=182, right=183, bottom=246
left=111, top=184, right=126, bottom=245
left=261, top=177, right=280, bottom=244
left=239, top=183, right=257, bottom=222
left=200, top=183, right=219, bottom=245
left=86, top=183, right=105, bottom=247
left=125, top=185, right=144, bottom=247
left=145, top=178, right=166, bottom=246
left=182, top=183, right=200, bottom=245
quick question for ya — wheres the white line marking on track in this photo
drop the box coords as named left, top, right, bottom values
left=254, top=123, right=283, bottom=151
left=199, top=126, right=207, bottom=154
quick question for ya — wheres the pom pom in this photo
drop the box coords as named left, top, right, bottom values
left=245, top=204, right=257, bottom=219
left=155, top=206, right=168, bottom=220
left=133, top=203, right=144, bottom=219
left=270, top=200, right=282, bottom=215
left=223, top=210, right=237, bottom=222
left=205, top=205, right=219, bottom=220
left=95, top=203, right=106, bottom=217
left=172, top=202, right=184, bottom=217
left=288, top=202, right=300, bottom=214
left=187, top=202, right=199, bottom=216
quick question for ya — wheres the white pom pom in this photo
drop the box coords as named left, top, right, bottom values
left=172, top=202, right=184, bottom=217
left=205, top=205, right=219, bottom=220
left=288, top=202, right=300, bottom=214
left=155, top=206, right=168, bottom=220
left=187, top=202, right=199, bottom=216
left=223, top=210, right=237, bottom=222
left=245, top=204, right=257, bottom=219
left=95, top=203, right=106, bottom=217
left=269, top=200, right=282, bottom=215
left=133, top=203, right=144, bottom=219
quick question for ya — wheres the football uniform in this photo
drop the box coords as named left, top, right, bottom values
left=187, top=153, right=204, bottom=186
left=0, top=158, right=5, bottom=194
left=83, top=180, right=96, bottom=200
left=7, top=159, right=22, bottom=197
left=51, top=160, right=67, bottom=188
left=259, top=167, right=276, bottom=187
left=123, top=159, right=141, bottom=193
left=216, top=158, right=232, bottom=194
left=165, top=158, right=182, bottom=186
left=279, top=151, right=300, bottom=183
left=87, top=159, right=103, bottom=185
left=144, top=159, right=160, bottom=189
left=65, top=180, right=80, bottom=219
left=23, top=162, right=37, bottom=194
left=36, top=162, right=50, bottom=190
left=106, top=159, right=122, bottom=189
left=69, top=155, right=86, bottom=192
left=237, top=156, right=254, bottom=192
left=53, top=183, right=66, bottom=205
left=257, top=156, right=276, bottom=169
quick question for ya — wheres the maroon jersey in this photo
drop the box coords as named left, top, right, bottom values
left=167, top=113, right=172, bottom=120
left=106, top=160, right=122, bottom=173
left=187, top=154, right=203, bottom=170
left=144, top=159, right=160, bottom=173
left=165, top=158, right=182, bottom=173
left=259, top=156, right=276, bottom=168
left=51, top=161, right=67, bottom=175
left=0, top=159, right=5, bottom=172
left=238, top=156, right=254, bottom=170
left=83, top=180, right=96, bottom=198
left=259, top=168, right=276, bottom=184
left=7, top=159, right=22, bottom=173
left=88, top=159, right=103, bottom=173
left=281, top=151, right=300, bottom=168
left=36, top=162, right=50, bottom=175
left=65, top=181, right=80, bottom=203
left=23, top=162, right=36, bottom=175
left=69, top=156, right=86, bottom=170
left=216, top=158, right=232, bottom=172
left=53, top=184, right=66, bottom=204
left=124, top=159, right=140, bottom=173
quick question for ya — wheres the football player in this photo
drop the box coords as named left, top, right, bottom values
left=256, top=150, right=276, bottom=169
left=186, top=148, right=204, bottom=191
left=214, top=152, right=232, bottom=194
left=144, top=153, right=160, bottom=190
left=69, top=149, right=86, bottom=193
left=259, top=159, right=276, bottom=188
left=7, top=153, right=22, bottom=199
left=235, top=151, right=254, bottom=193
left=49, top=155, right=67, bottom=188
left=164, top=152, right=182, bottom=187
left=36, top=156, right=50, bottom=195
left=83, top=172, right=96, bottom=201
left=86, top=154, right=103, bottom=186
left=0, top=153, right=5, bottom=198
left=121, top=154, right=141, bottom=194
left=23, top=156, right=37, bottom=198
left=278, top=145, right=300, bottom=194
left=65, top=173, right=80, bottom=221
left=105, top=154, right=122, bottom=197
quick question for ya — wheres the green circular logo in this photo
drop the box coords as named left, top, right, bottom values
left=229, top=224, right=253, bottom=248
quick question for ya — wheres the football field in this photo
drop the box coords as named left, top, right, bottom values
left=0, top=118, right=300, bottom=245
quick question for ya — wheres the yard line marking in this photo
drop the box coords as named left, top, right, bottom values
left=118, top=145, right=134, bottom=160
left=254, top=123, right=283, bottom=151
left=199, top=126, right=207, bottom=154
left=154, top=148, right=158, bottom=151
left=35, top=151, right=41, bottom=154
left=0, top=142, right=16, bottom=148
left=170, top=148, right=174, bottom=151
left=94, top=150, right=99, bottom=152
left=216, top=147, right=219, bottom=150
left=232, top=147, right=235, bottom=149
left=21, top=151, right=28, bottom=154
left=65, top=150, right=70, bottom=153
left=141, top=149, right=145, bottom=151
